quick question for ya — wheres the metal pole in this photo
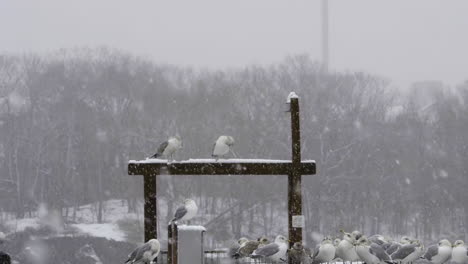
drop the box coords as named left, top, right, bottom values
left=288, top=97, right=303, bottom=247
left=143, top=171, right=158, bottom=242
left=168, top=222, right=178, bottom=264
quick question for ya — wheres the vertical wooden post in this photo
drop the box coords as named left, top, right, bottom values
left=288, top=96, right=303, bottom=246
left=143, top=170, right=158, bottom=242
left=168, top=222, right=178, bottom=264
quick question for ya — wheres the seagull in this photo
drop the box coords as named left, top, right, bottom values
left=251, top=235, right=288, bottom=262
left=172, top=199, right=198, bottom=223
left=391, top=239, right=424, bottom=264
left=369, top=234, right=389, bottom=246
left=288, top=242, right=308, bottom=264
left=452, top=240, right=468, bottom=264
left=385, top=237, right=412, bottom=255
left=228, top=237, right=249, bottom=259
left=336, top=230, right=360, bottom=262
left=212, top=136, right=235, bottom=160
left=312, top=237, right=336, bottom=264
left=150, top=136, right=182, bottom=160
left=125, top=239, right=160, bottom=264
left=355, top=235, right=392, bottom=264
left=422, top=239, right=452, bottom=264
left=352, top=230, right=363, bottom=240
left=234, top=238, right=261, bottom=259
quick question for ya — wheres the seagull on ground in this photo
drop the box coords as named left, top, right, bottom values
left=288, top=242, right=308, bottom=264
left=422, top=239, right=452, bottom=264
left=312, top=237, right=336, bottom=264
left=390, top=239, right=424, bottom=264
left=228, top=237, right=249, bottom=259
left=125, top=239, right=160, bottom=264
left=171, top=199, right=198, bottom=223
left=452, top=240, right=468, bottom=264
left=369, top=234, right=389, bottom=246
left=355, top=235, right=392, bottom=264
left=251, top=235, right=288, bottom=262
left=212, top=136, right=235, bottom=160
left=235, top=238, right=261, bottom=259
left=385, top=237, right=412, bottom=255
left=336, top=230, right=360, bottom=262
left=150, top=136, right=182, bottom=160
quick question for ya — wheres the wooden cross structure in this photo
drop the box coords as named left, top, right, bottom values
left=127, top=93, right=316, bottom=246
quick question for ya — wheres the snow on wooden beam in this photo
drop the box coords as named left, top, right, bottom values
left=128, top=159, right=316, bottom=176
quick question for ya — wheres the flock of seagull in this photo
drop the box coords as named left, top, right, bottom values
left=149, top=135, right=235, bottom=160
left=229, top=230, right=468, bottom=264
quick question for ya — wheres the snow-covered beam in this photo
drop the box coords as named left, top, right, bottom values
left=128, top=159, right=316, bottom=176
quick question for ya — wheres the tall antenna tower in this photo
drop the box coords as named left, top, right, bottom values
left=322, top=0, right=329, bottom=73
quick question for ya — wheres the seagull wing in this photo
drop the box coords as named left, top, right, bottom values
left=253, top=243, right=280, bottom=257
left=391, top=244, right=416, bottom=260
left=423, top=245, right=438, bottom=261
left=312, top=244, right=321, bottom=259
left=172, top=205, right=187, bottom=221
left=370, top=243, right=391, bottom=261
left=239, top=241, right=260, bottom=256
left=132, top=243, right=152, bottom=263
left=125, top=246, right=140, bottom=263
left=386, top=243, right=401, bottom=255
left=151, top=141, right=169, bottom=158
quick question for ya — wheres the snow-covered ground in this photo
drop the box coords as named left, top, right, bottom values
left=2, top=200, right=140, bottom=241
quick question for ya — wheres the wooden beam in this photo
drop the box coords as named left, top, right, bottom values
left=289, top=96, right=303, bottom=249
left=143, top=170, right=158, bottom=241
left=128, top=160, right=315, bottom=176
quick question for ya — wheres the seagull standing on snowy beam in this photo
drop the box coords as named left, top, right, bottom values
left=171, top=199, right=198, bottom=224
left=150, top=136, right=182, bottom=161
left=212, top=135, right=235, bottom=160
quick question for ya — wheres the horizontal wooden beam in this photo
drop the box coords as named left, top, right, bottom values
left=128, top=159, right=316, bottom=176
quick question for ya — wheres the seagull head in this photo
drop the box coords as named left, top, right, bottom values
left=184, top=199, right=196, bottom=206
left=321, top=236, right=333, bottom=245
left=274, top=235, right=288, bottom=244
left=453, top=240, right=465, bottom=248
left=400, top=236, right=412, bottom=245
left=148, top=239, right=160, bottom=250
left=257, top=236, right=269, bottom=245
left=169, top=136, right=182, bottom=148
left=355, top=236, right=370, bottom=247
left=438, top=239, right=452, bottom=248
left=333, top=238, right=341, bottom=246
left=340, top=230, right=355, bottom=243
left=292, top=242, right=303, bottom=250
left=352, top=230, right=362, bottom=240
left=225, top=136, right=235, bottom=146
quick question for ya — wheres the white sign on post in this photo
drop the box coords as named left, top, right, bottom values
left=292, top=215, right=304, bottom=228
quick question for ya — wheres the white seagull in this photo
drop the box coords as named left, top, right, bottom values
left=423, top=239, right=452, bottom=264
left=390, top=239, right=424, bottom=264
left=172, top=199, right=198, bottom=223
left=125, top=239, right=160, bottom=264
left=312, top=237, right=336, bottom=264
left=150, top=136, right=182, bottom=160
left=212, top=136, right=235, bottom=159
left=451, top=240, right=468, bottom=264
left=336, top=230, right=360, bottom=262
left=250, top=235, right=288, bottom=262
left=355, top=236, right=392, bottom=264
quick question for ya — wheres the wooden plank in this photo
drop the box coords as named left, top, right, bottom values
left=128, top=161, right=315, bottom=176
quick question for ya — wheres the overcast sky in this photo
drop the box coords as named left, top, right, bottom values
left=1, top=1, right=467, bottom=88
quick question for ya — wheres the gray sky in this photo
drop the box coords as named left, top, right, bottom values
left=1, top=0, right=467, bottom=88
